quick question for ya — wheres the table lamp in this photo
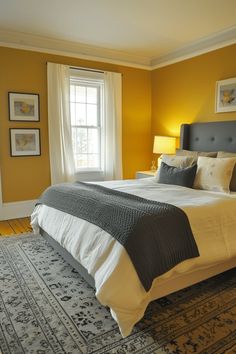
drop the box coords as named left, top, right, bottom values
left=153, top=135, right=176, bottom=167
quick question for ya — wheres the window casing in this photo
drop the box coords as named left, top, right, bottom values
left=69, top=70, right=104, bottom=176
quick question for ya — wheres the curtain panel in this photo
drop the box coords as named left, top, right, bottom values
left=47, top=63, right=75, bottom=184
left=104, top=71, right=123, bottom=180
left=47, top=63, right=122, bottom=183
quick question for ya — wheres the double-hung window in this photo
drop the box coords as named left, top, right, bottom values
left=69, top=69, right=104, bottom=179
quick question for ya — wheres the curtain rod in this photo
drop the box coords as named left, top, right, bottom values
left=47, top=62, right=121, bottom=75
left=70, top=66, right=122, bottom=76
left=70, top=66, right=104, bottom=74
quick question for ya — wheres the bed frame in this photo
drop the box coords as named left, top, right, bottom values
left=41, top=120, right=236, bottom=295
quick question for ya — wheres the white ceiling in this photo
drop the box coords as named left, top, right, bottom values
left=0, top=0, right=236, bottom=68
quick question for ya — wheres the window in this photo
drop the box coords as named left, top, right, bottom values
left=69, top=70, right=104, bottom=172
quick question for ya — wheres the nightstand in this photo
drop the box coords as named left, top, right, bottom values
left=136, top=170, right=156, bottom=179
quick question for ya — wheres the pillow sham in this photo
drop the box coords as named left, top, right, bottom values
left=156, top=162, right=197, bottom=188
left=217, top=151, right=236, bottom=191
left=194, top=156, right=236, bottom=193
left=176, top=149, right=217, bottom=158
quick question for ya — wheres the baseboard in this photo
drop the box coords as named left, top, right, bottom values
left=0, top=199, right=37, bottom=221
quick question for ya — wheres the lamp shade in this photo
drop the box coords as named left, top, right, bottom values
left=153, top=136, right=176, bottom=154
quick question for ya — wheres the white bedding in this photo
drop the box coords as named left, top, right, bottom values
left=31, top=178, right=236, bottom=337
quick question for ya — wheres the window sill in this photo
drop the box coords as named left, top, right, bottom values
left=76, top=169, right=103, bottom=174
left=75, top=170, right=104, bottom=182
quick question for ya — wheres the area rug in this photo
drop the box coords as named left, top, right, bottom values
left=0, top=234, right=236, bottom=354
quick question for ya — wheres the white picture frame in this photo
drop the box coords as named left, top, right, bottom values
left=215, top=77, right=236, bottom=113
left=8, top=92, right=40, bottom=121
left=10, top=128, right=41, bottom=157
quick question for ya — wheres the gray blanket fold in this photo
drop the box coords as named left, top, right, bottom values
left=37, top=182, right=199, bottom=291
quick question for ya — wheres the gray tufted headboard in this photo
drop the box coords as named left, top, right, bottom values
left=180, top=120, right=236, bottom=153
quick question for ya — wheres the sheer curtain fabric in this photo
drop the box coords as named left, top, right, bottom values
left=104, top=71, right=123, bottom=180
left=47, top=63, right=75, bottom=184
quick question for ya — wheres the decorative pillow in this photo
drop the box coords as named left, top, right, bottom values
left=217, top=151, right=236, bottom=191
left=157, top=162, right=197, bottom=188
left=176, top=149, right=217, bottom=158
left=194, top=156, right=236, bottom=193
left=162, top=154, right=196, bottom=168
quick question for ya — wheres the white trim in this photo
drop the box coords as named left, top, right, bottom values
left=151, top=26, right=236, bottom=69
left=0, top=27, right=236, bottom=70
left=0, top=199, right=37, bottom=221
left=0, top=30, right=150, bottom=70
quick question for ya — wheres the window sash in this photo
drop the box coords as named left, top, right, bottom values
left=70, top=77, right=104, bottom=172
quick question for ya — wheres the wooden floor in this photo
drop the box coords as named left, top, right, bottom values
left=0, top=217, right=32, bottom=236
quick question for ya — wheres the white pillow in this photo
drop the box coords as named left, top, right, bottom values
left=217, top=151, right=236, bottom=191
left=194, top=156, right=236, bottom=193
left=162, top=154, right=196, bottom=168
left=176, top=149, right=217, bottom=158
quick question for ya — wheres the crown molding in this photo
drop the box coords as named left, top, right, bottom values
left=151, top=26, right=236, bottom=69
left=0, top=30, right=151, bottom=70
left=0, top=27, right=236, bottom=71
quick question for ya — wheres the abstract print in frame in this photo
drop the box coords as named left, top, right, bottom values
left=8, top=92, right=40, bottom=121
left=10, top=128, right=41, bottom=156
left=216, top=77, right=236, bottom=113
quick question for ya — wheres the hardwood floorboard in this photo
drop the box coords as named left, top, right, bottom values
left=0, top=217, right=32, bottom=236
left=0, top=221, right=14, bottom=236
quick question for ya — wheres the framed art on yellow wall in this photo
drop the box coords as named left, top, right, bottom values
left=10, top=128, right=41, bottom=157
left=8, top=92, right=40, bottom=121
left=216, top=77, right=236, bottom=113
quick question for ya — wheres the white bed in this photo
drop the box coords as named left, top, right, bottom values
left=31, top=177, right=236, bottom=337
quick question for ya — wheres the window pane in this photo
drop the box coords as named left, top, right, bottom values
left=76, top=103, right=86, bottom=125
left=88, top=154, right=100, bottom=168
left=88, top=128, right=99, bottom=153
left=74, top=154, right=88, bottom=169
left=87, top=104, right=97, bottom=126
left=77, top=128, right=87, bottom=153
left=76, top=86, right=86, bottom=102
left=87, top=87, right=97, bottom=104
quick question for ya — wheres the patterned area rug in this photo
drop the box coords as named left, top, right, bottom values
left=0, top=234, right=236, bottom=354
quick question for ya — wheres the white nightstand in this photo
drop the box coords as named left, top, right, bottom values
left=136, top=170, right=156, bottom=179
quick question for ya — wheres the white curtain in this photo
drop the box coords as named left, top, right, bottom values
left=104, top=71, right=123, bottom=180
left=47, top=63, right=75, bottom=185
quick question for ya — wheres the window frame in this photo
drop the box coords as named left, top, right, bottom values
left=69, top=69, right=104, bottom=179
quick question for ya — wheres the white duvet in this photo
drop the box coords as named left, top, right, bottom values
left=31, top=178, right=236, bottom=337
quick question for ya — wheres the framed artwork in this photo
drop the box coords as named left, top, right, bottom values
left=215, top=78, right=236, bottom=113
left=8, top=92, right=40, bottom=121
left=10, top=128, right=41, bottom=157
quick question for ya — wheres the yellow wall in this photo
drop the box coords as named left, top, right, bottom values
left=0, top=46, right=151, bottom=202
left=1, top=43, right=236, bottom=203
left=151, top=44, right=236, bottom=138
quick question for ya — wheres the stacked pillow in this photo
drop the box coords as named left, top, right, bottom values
left=157, top=162, right=197, bottom=188
left=161, top=154, right=196, bottom=168
left=217, top=151, right=236, bottom=191
left=193, top=156, right=236, bottom=193
left=155, top=153, right=197, bottom=188
left=176, top=149, right=217, bottom=158
left=156, top=149, right=236, bottom=193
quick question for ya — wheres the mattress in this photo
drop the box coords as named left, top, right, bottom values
left=31, top=177, right=236, bottom=337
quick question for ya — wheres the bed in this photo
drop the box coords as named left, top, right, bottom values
left=31, top=120, right=236, bottom=337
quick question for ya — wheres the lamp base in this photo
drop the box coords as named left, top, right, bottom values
left=157, top=155, right=163, bottom=168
